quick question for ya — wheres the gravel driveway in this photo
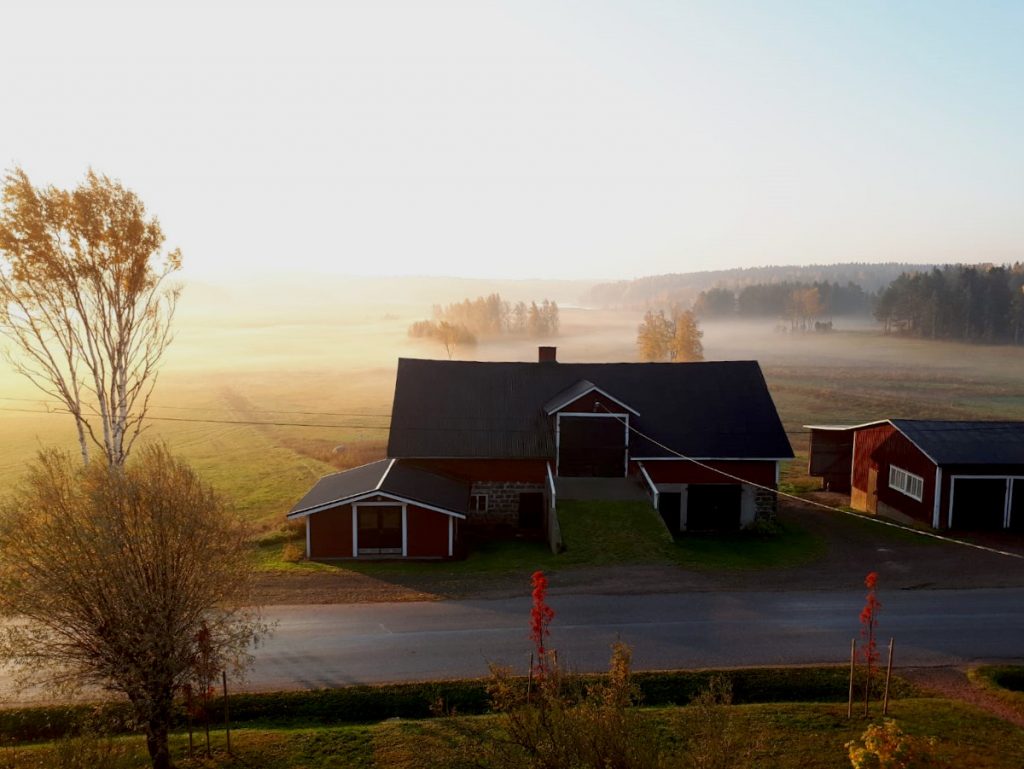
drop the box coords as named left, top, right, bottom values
left=254, top=496, right=1024, bottom=605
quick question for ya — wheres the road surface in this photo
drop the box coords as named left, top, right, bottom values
left=247, top=587, right=1024, bottom=690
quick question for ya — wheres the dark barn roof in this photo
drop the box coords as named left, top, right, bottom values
left=387, top=358, right=793, bottom=461
left=891, top=419, right=1024, bottom=466
left=288, top=459, right=469, bottom=517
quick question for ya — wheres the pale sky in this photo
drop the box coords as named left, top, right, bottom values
left=2, top=0, right=1022, bottom=281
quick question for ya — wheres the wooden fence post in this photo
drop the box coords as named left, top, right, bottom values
left=882, top=638, right=895, bottom=716
left=847, top=638, right=856, bottom=719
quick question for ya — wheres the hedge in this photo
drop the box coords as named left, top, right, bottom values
left=0, top=665, right=918, bottom=743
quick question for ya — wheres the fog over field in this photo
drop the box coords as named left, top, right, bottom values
left=2, top=273, right=1023, bottom=538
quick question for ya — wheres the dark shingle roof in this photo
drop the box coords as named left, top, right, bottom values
left=288, top=459, right=469, bottom=517
left=891, top=420, right=1024, bottom=466
left=387, top=358, right=793, bottom=460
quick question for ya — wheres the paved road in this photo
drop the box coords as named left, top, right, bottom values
left=248, top=588, right=1024, bottom=690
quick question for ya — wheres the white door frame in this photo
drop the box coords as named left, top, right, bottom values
left=352, top=501, right=407, bottom=557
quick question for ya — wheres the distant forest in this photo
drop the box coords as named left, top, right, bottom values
left=875, top=265, right=1024, bottom=344
left=693, top=281, right=872, bottom=322
left=589, top=261, right=1024, bottom=346
left=582, top=262, right=933, bottom=309
left=408, top=292, right=560, bottom=347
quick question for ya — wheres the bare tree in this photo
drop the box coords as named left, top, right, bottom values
left=0, top=445, right=264, bottom=769
left=0, top=167, right=182, bottom=467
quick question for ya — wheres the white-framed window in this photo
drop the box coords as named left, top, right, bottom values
left=889, top=465, right=924, bottom=502
left=470, top=494, right=488, bottom=513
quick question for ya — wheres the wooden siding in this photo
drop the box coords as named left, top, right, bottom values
left=405, top=458, right=547, bottom=483
left=851, top=423, right=936, bottom=524
left=308, top=503, right=354, bottom=559
left=406, top=504, right=452, bottom=558
left=308, top=499, right=458, bottom=559
left=637, top=460, right=777, bottom=487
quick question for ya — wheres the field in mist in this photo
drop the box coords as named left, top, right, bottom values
left=2, top=273, right=1023, bottom=561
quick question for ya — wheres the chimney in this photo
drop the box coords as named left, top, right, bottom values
left=538, top=346, right=557, bottom=363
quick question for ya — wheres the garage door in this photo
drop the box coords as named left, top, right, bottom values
left=558, top=416, right=626, bottom=477
left=1010, top=481, right=1024, bottom=532
left=950, top=478, right=1007, bottom=530
left=686, top=484, right=742, bottom=531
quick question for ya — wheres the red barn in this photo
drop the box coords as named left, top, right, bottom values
left=807, top=419, right=1024, bottom=531
left=289, top=348, right=793, bottom=559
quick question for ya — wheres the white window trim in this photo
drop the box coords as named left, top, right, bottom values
left=888, top=464, right=924, bottom=502
left=470, top=493, right=488, bottom=513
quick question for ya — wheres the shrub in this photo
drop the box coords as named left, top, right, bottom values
left=847, top=719, right=936, bottom=769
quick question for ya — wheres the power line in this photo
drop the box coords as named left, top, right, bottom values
left=596, top=403, right=1024, bottom=562
left=0, top=395, right=392, bottom=419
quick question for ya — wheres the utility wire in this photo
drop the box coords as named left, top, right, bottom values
left=0, top=395, right=391, bottom=419
left=596, top=403, right=1024, bottom=562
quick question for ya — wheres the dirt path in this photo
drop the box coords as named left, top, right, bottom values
left=900, top=666, right=1024, bottom=728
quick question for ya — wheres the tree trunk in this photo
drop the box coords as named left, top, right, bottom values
left=145, top=695, right=174, bottom=769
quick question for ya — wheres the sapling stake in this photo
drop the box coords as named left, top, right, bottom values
left=848, top=638, right=857, bottom=719
left=882, top=638, right=895, bottom=716
left=223, top=670, right=231, bottom=755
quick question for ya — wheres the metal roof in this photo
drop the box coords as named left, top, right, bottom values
left=890, top=419, right=1024, bottom=466
left=387, top=358, right=793, bottom=461
left=288, top=459, right=469, bottom=517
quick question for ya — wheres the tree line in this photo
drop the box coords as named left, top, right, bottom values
left=692, top=281, right=873, bottom=322
left=583, top=262, right=931, bottom=309
left=874, top=264, right=1024, bottom=343
left=408, top=293, right=560, bottom=353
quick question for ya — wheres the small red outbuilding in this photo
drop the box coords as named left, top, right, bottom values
left=807, top=419, right=1024, bottom=531
left=287, top=459, right=467, bottom=559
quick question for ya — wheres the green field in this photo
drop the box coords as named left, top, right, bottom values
left=2, top=282, right=1023, bottom=570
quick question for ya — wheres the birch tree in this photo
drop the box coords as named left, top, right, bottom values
left=0, top=167, right=181, bottom=467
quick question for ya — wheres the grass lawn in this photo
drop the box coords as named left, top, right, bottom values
left=671, top=519, right=827, bottom=570
left=6, top=699, right=1021, bottom=768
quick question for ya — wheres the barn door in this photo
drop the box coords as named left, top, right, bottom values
left=558, top=415, right=626, bottom=477
left=866, top=468, right=878, bottom=514
left=357, top=505, right=403, bottom=555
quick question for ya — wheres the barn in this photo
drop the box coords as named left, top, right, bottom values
left=288, top=347, right=793, bottom=559
left=807, top=419, right=1024, bottom=531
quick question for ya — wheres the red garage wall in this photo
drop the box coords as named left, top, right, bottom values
left=307, top=503, right=353, bottom=559
left=306, top=500, right=460, bottom=559
left=851, top=423, right=936, bottom=524
left=406, top=504, right=453, bottom=558
left=636, top=460, right=777, bottom=487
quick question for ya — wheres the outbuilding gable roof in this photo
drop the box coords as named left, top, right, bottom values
left=387, top=358, right=793, bottom=461
left=287, top=459, right=469, bottom=518
left=890, top=419, right=1024, bottom=466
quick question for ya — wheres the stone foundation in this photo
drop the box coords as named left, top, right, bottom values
left=754, top=488, right=778, bottom=521
left=469, top=481, right=546, bottom=526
